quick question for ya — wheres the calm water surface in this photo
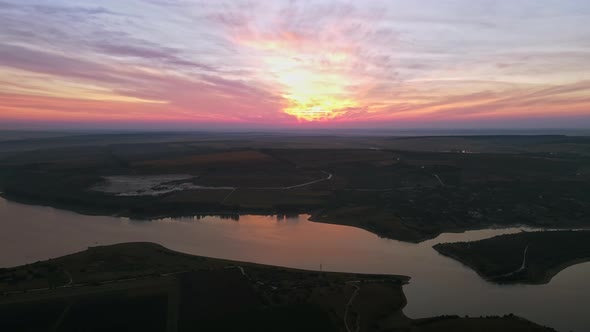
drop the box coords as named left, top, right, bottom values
left=0, top=198, right=588, bottom=332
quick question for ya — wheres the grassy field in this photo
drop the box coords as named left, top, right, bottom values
left=0, top=133, right=589, bottom=242
left=0, top=243, right=556, bottom=332
left=433, top=231, right=590, bottom=284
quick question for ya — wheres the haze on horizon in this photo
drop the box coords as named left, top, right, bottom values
left=1, top=0, right=590, bottom=130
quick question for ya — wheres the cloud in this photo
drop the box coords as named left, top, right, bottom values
left=0, top=0, right=589, bottom=127
left=29, top=4, right=121, bottom=17
left=0, top=1, right=124, bottom=18
left=0, top=42, right=284, bottom=122
left=0, top=44, right=127, bottom=85
left=92, top=42, right=215, bottom=70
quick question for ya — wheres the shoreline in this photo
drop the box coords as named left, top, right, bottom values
left=4, top=191, right=589, bottom=244
left=433, top=231, right=590, bottom=285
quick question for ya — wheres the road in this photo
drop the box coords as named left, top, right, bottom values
left=344, top=282, right=361, bottom=332
left=64, top=270, right=73, bottom=286
left=434, top=174, right=445, bottom=186
left=342, top=186, right=417, bottom=192
left=493, top=245, right=529, bottom=279
left=216, top=170, right=333, bottom=196
left=202, top=170, right=333, bottom=191
left=224, top=265, right=246, bottom=276
left=219, top=188, right=236, bottom=205
left=110, top=169, right=336, bottom=198
left=206, top=170, right=334, bottom=205
left=51, top=302, right=72, bottom=332
left=282, top=171, right=332, bottom=189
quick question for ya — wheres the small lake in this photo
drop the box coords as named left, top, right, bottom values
left=0, top=197, right=588, bottom=332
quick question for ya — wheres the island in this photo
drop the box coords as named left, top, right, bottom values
left=433, top=231, right=590, bottom=284
left=0, top=243, right=555, bottom=331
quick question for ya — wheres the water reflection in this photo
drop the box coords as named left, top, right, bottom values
left=0, top=198, right=588, bottom=332
left=155, top=213, right=302, bottom=223
left=155, top=213, right=241, bottom=222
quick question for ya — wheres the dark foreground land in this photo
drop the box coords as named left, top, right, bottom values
left=0, top=243, right=555, bottom=332
left=0, top=133, right=589, bottom=242
left=434, top=231, right=590, bottom=284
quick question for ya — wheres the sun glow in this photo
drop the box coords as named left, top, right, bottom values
left=266, top=58, right=358, bottom=121
left=283, top=94, right=357, bottom=121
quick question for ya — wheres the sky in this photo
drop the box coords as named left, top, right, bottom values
left=1, top=0, right=590, bottom=130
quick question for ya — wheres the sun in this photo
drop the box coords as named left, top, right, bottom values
left=283, top=94, right=357, bottom=121
left=272, top=65, right=357, bottom=121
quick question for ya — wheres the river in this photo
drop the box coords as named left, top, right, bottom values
left=0, top=198, right=588, bottom=331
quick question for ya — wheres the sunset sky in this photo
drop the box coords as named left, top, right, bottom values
left=1, top=0, right=590, bottom=129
